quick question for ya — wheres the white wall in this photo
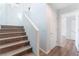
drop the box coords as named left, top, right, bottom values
left=29, top=4, right=48, bottom=51
left=0, top=4, right=23, bottom=26
left=28, top=3, right=57, bottom=52
left=46, top=5, right=57, bottom=51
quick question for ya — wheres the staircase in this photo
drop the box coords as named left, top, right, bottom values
left=0, top=25, right=33, bottom=56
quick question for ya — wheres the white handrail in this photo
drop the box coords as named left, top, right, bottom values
left=24, top=14, right=39, bottom=32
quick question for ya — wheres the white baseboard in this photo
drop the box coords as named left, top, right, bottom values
left=40, top=48, right=47, bottom=54
left=40, top=48, right=54, bottom=54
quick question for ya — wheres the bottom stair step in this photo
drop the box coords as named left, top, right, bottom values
left=0, top=46, right=32, bottom=56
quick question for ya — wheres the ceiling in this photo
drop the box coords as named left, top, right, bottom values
left=48, top=3, right=73, bottom=10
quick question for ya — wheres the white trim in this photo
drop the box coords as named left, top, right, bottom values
left=40, top=48, right=47, bottom=54
left=36, top=31, right=40, bottom=56
left=0, top=25, right=1, bottom=29
left=46, top=48, right=53, bottom=54
left=40, top=48, right=54, bottom=54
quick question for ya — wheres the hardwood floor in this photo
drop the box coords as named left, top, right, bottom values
left=40, top=39, right=79, bottom=56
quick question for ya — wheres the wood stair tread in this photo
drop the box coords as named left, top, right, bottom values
left=0, top=32, right=26, bottom=35
left=0, top=35, right=27, bottom=41
left=0, top=46, right=31, bottom=56
left=0, top=40, right=29, bottom=49
left=1, top=25, right=23, bottom=28
left=0, top=25, right=32, bottom=56
left=0, top=28, right=24, bottom=30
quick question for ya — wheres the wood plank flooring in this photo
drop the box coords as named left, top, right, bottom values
left=40, top=39, right=79, bottom=56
